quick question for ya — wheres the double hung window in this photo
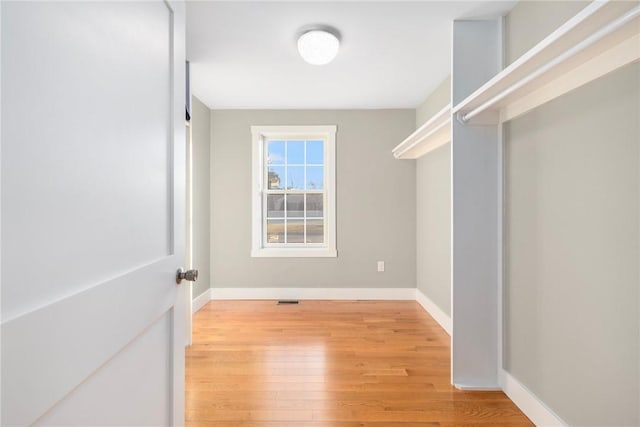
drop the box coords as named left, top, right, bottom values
left=251, top=125, right=336, bottom=257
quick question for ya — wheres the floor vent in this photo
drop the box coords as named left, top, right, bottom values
left=277, top=300, right=300, bottom=305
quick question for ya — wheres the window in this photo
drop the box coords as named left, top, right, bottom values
left=251, top=125, right=336, bottom=257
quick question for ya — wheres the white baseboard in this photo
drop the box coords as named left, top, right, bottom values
left=192, top=288, right=212, bottom=314
left=195, top=287, right=451, bottom=333
left=415, top=288, right=452, bottom=335
left=209, top=287, right=416, bottom=301
left=454, top=382, right=501, bottom=391
left=500, top=369, right=567, bottom=426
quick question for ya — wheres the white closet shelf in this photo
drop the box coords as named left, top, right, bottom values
left=392, top=104, right=451, bottom=160
left=453, top=0, right=640, bottom=124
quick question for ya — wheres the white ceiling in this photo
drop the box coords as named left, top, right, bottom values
left=186, top=1, right=515, bottom=110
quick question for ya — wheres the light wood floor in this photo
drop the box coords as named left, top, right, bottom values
left=186, top=300, right=533, bottom=426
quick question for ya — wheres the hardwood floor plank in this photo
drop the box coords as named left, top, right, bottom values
left=186, top=300, right=533, bottom=425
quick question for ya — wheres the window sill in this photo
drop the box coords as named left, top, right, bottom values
left=251, top=248, right=337, bottom=258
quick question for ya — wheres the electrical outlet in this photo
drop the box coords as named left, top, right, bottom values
left=377, top=261, right=385, bottom=272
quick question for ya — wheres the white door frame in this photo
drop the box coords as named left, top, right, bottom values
left=185, top=119, right=194, bottom=346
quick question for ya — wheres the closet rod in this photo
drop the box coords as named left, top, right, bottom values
left=458, top=5, right=640, bottom=124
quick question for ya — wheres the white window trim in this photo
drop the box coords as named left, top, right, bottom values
left=251, top=125, right=337, bottom=258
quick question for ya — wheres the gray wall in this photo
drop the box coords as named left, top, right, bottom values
left=504, top=2, right=639, bottom=425
left=416, top=76, right=451, bottom=126
left=210, top=109, right=416, bottom=289
left=415, top=77, right=452, bottom=316
left=504, top=1, right=589, bottom=67
left=190, top=96, right=211, bottom=298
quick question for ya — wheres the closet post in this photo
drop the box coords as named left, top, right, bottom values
left=450, top=18, right=503, bottom=389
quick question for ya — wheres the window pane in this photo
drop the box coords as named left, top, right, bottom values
left=267, top=140, right=285, bottom=164
left=306, top=194, right=323, bottom=217
left=306, top=166, right=323, bottom=190
left=268, top=166, right=284, bottom=190
left=266, top=219, right=284, bottom=244
left=286, top=194, right=304, bottom=218
left=287, top=219, right=304, bottom=243
left=287, top=140, right=304, bottom=164
left=267, top=194, right=284, bottom=218
left=306, top=219, right=324, bottom=244
left=286, top=166, right=304, bottom=190
left=307, top=140, right=323, bottom=165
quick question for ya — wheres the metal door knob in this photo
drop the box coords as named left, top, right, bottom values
left=176, top=268, right=198, bottom=284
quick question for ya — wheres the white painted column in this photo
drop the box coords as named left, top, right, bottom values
left=451, top=19, right=502, bottom=389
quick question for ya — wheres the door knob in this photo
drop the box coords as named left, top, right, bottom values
left=176, top=268, right=198, bottom=284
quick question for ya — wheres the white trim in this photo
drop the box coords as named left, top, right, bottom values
left=251, top=125, right=337, bottom=258
left=500, top=370, right=568, bottom=426
left=197, top=288, right=451, bottom=331
left=455, top=384, right=501, bottom=391
left=208, top=287, right=416, bottom=301
left=250, top=248, right=337, bottom=258
left=251, top=125, right=262, bottom=256
left=192, top=288, right=212, bottom=313
left=251, top=125, right=337, bottom=138
left=497, top=13, right=506, bottom=376
left=185, top=111, right=194, bottom=346
left=497, top=116, right=506, bottom=377
left=415, top=289, right=452, bottom=336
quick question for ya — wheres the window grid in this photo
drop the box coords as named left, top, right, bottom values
left=263, top=138, right=326, bottom=247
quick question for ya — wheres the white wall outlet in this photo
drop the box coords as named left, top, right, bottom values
left=377, top=261, right=385, bottom=272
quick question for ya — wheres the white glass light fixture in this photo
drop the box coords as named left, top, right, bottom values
left=297, top=29, right=340, bottom=65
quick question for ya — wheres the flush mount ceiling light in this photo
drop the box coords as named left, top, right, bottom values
left=297, top=29, right=340, bottom=65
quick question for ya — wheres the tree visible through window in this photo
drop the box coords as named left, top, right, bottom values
left=251, top=126, right=336, bottom=257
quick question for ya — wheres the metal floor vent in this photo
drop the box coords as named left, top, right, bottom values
left=277, top=300, right=299, bottom=305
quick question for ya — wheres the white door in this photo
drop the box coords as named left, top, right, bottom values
left=1, top=1, right=186, bottom=425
